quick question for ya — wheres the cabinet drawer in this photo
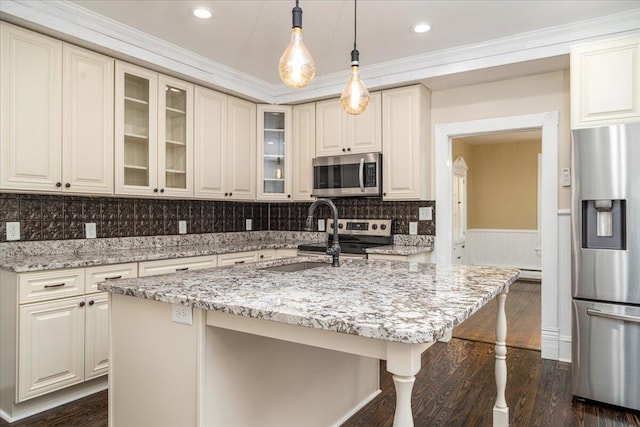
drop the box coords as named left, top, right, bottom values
left=217, top=251, right=259, bottom=267
left=19, top=269, right=84, bottom=304
left=138, top=255, right=217, bottom=277
left=85, top=263, right=137, bottom=294
left=275, top=248, right=298, bottom=259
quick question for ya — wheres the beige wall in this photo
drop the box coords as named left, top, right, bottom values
left=453, top=140, right=541, bottom=230
left=431, top=70, right=571, bottom=209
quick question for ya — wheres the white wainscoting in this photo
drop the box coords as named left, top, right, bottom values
left=466, top=229, right=542, bottom=279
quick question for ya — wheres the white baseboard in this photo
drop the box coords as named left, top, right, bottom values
left=331, top=389, right=382, bottom=427
left=0, top=378, right=107, bottom=423
left=518, top=269, right=542, bottom=280
left=559, top=334, right=572, bottom=363
left=541, top=328, right=559, bottom=360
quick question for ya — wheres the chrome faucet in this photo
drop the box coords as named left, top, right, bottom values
left=306, top=198, right=341, bottom=267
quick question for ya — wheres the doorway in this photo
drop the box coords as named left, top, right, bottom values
left=434, top=112, right=559, bottom=359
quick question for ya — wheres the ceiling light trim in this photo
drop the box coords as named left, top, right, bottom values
left=1, top=0, right=639, bottom=105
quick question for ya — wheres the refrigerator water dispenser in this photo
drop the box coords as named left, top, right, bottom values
left=581, top=199, right=625, bottom=250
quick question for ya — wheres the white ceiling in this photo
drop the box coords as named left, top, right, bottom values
left=69, top=0, right=638, bottom=84
left=2, top=0, right=639, bottom=103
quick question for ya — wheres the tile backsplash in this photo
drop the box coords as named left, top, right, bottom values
left=0, top=193, right=435, bottom=242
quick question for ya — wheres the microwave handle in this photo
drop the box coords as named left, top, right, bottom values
left=359, top=158, right=365, bottom=192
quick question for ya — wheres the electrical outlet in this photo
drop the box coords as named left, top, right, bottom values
left=179, top=220, right=187, bottom=234
left=6, top=222, right=20, bottom=241
left=419, top=207, right=433, bottom=221
left=318, top=219, right=325, bottom=232
left=85, top=223, right=97, bottom=239
left=409, top=222, right=418, bottom=235
left=171, top=304, right=193, bottom=325
left=245, top=219, right=252, bottom=231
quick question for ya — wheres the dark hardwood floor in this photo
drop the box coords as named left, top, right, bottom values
left=1, top=280, right=636, bottom=426
left=453, top=280, right=541, bottom=351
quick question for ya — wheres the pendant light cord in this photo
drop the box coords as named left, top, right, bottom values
left=353, top=0, right=357, bottom=51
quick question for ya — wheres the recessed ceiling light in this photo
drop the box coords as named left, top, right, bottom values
left=193, top=7, right=212, bottom=19
left=413, top=23, right=431, bottom=33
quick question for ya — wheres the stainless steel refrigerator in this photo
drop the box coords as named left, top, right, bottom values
left=571, top=122, right=640, bottom=411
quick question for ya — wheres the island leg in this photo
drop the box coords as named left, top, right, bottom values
left=386, top=342, right=431, bottom=427
left=493, top=286, right=509, bottom=427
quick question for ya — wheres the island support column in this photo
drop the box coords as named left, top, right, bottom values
left=493, top=286, right=509, bottom=427
left=386, top=341, right=432, bottom=427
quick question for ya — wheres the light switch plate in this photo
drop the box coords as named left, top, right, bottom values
left=179, top=220, right=187, bottom=234
left=245, top=219, right=252, bottom=231
left=419, top=207, right=433, bottom=221
left=409, top=222, right=418, bottom=235
left=318, top=219, right=325, bottom=232
left=562, top=167, right=571, bottom=187
left=6, top=222, right=20, bottom=241
left=85, top=223, right=97, bottom=239
left=171, top=304, right=193, bottom=325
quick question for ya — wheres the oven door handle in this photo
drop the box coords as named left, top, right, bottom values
left=587, top=308, right=640, bottom=324
left=359, top=158, right=365, bottom=192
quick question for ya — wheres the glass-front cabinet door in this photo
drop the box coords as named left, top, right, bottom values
left=257, top=105, right=291, bottom=200
left=115, top=62, right=157, bottom=195
left=158, top=75, right=193, bottom=197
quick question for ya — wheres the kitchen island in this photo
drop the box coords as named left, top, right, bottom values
left=100, top=257, right=518, bottom=427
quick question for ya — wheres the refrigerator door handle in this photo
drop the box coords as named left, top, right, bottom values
left=587, top=308, right=640, bottom=324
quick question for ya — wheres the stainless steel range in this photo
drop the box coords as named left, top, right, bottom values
left=298, top=218, right=393, bottom=259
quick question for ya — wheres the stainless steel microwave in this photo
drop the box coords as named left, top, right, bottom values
left=313, top=152, right=382, bottom=197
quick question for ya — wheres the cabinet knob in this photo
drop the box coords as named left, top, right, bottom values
left=342, top=148, right=346, bottom=152
left=310, top=194, right=313, bottom=198
left=229, top=192, right=233, bottom=196
left=89, top=300, right=95, bottom=306
left=56, top=182, right=62, bottom=187
left=65, top=183, right=70, bottom=188
left=260, top=254, right=264, bottom=258
left=287, top=194, right=291, bottom=198
left=383, top=192, right=387, bottom=196
left=160, top=188, right=165, bottom=193
left=153, top=188, right=158, bottom=193
left=225, top=192, right=228, bottom=196
left=347, top=148, right=351, bottom=151
left=79, top=301, right=86, bottom=307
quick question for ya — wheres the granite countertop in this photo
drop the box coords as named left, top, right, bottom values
left=0, top=240, right=308, bottom=273
left=365, top=245, right=433, bottom=256
left=100, top=256, right=519, bottom=344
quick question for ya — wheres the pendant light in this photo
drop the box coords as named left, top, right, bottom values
left=279, top=0, right=315, bottom=88
left=340, top=0, right=369, bottom=115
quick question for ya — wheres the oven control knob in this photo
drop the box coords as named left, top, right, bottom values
left=338, top=223, right=344, bottom=229
left=380, top=224, right=387, bottom=230
left=371, top=224, right=378, bottom=230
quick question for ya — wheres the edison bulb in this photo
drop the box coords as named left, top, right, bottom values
left=341, top=65, right=369, bottom=115
left=279, top=27, right=315, bottom=88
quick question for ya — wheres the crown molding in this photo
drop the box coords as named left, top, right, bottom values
left=2, top=0, right=639, bottom=105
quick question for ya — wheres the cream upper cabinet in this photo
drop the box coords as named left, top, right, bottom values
left=315, top=92, right=381, bottom=157
left=571, top=34, right=640, bottom=128
left=1, top=22, right=62, bottom=192
left=257, top=105, right=292, bottom=201
left=194, top=91, right=256, bottom=200
left=227, top=96, right=257, bottom=200
left=115, top=62, right=194, bottom=197
left=1, top=23, right=115, bottom=194
left=62, top=45, right=114, bottom=194
left=292, top=103, right=316, bottom=201
left=194, top=86, right=227, bottom=199
left=382, top=85, right=431, bottom=201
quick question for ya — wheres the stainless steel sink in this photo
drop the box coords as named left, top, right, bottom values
left=260, top=261, right=330, bottom=273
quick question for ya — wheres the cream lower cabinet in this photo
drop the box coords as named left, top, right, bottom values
left=138, top=255, right=217, bottom=277
left=382, top=85, right=431, bottom=200
left=218, top=251, right=260, bottom=267
left=18, top=296, right=86, bottom=401
left=571, top=34, right=640, bottom=128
